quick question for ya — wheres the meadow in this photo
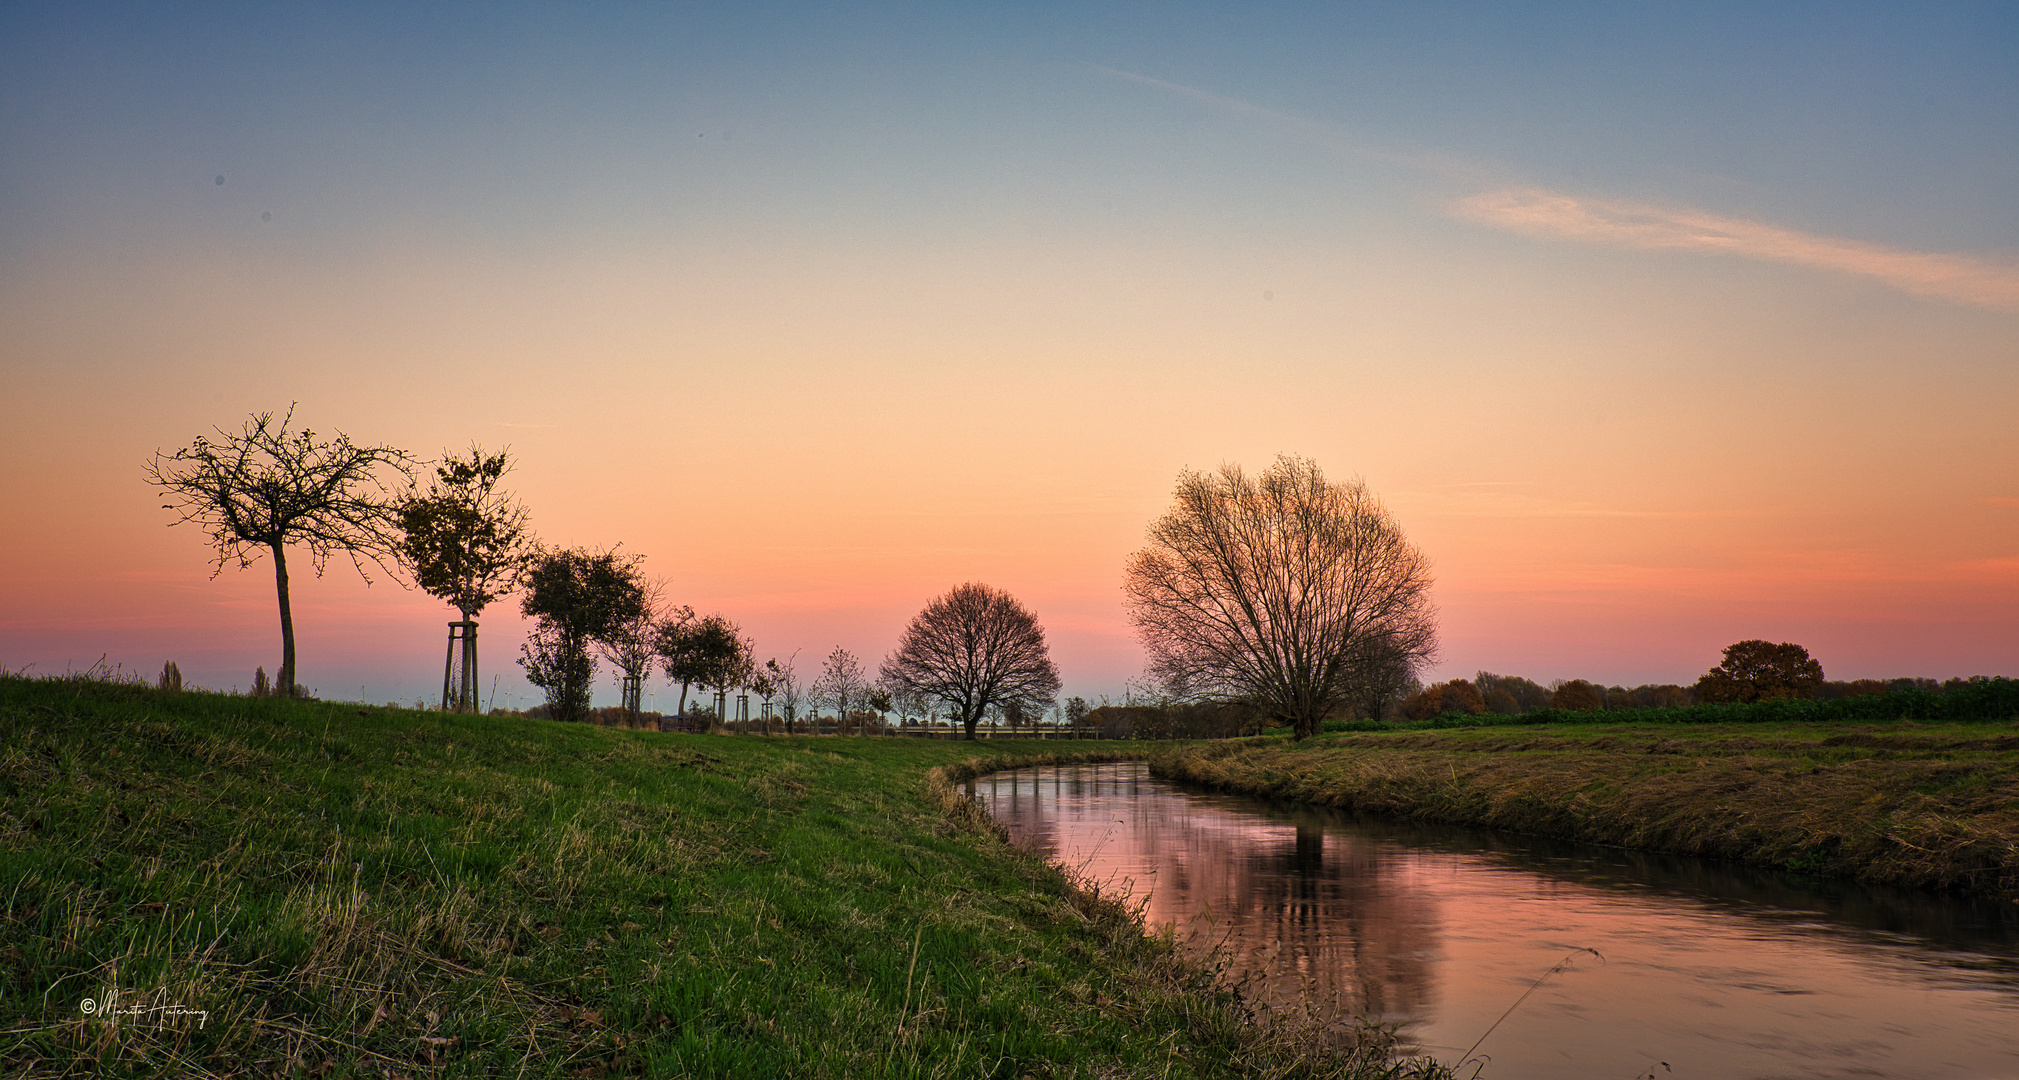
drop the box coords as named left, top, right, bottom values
left=0, top=674, right=1448, bottom=1079
left=1151, top=718, right=2019, bottom=899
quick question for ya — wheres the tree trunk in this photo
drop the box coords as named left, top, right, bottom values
left=271, top=542, right=296, bottom=696
left=461, top=608, right=479, bottom=713
left=962, top=706, right=979, bottom=741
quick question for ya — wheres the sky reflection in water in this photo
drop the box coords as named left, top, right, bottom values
left=976, top=763, right=2019, bottom=1080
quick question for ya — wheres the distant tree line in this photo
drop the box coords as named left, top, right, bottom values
left=1400, top=639, right=2011, bottom=723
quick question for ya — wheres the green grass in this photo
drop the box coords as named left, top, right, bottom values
left=1152, top=720, right=2019, bottom=899
left=0, top=674, right=1448, bottom=1079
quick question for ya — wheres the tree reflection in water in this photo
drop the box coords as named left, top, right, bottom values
left=979, top=763, right=1442, bottom=1026
left=977, top=762, right=2019, bottom=1080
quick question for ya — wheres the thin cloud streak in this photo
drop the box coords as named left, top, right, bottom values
left=1094, top=67, right=2019, bottom=312
left=1459, top=188, right=2019, bottom=311
left=1089, top=65, right=1493, bottom=182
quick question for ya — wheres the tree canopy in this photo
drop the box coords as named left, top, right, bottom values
left=1122, top=456, right=1437, bottom=740
left=655, top=611, right=744, bottom=718
left=1696, top=640, right=1825, bottom=703
left=879, top=583, right=1061, bottom=740
left=517, top=547, right=648, bottom=723
left=396, top=445, right=533, bottom=621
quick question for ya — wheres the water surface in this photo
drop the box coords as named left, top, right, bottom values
left=976, top=762, right=2019, bottom=1080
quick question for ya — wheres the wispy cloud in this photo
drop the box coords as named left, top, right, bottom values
left=1456, top=189, right=2019, bottom=311
left=1095, top=67, right=2019, bottom=313
left=1089, top=65, right=1489, bottom=181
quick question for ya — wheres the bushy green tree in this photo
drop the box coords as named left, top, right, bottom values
left=517, top=547, right=647, bottom=723
left=654, top=612, right=745, bottom=718
left=396, top=446, right=534, bottom=711
left=1697, top=640, right=1824, bottom=704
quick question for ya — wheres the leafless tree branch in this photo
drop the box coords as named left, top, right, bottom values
left=1122, top=456, right=1437, bottom=739
left=880, top=583, right=1062, bottom=741
left=143, top=405, right=415, bottom=695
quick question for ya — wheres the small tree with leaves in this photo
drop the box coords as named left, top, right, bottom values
left=396, top=445, right=534, bottom=711
left=748, top=667, right=778, bottom=733
left=517, top=547, right=647, bottom=723
left=145, top=406, right=414, bottom=697
left=700, top=629, right=755, bottom=731
left=656, top=611, right=744, bottom=719
left=1065, top=695, right=1090, bottom=737
left=597, top=580, right=665, bottom=723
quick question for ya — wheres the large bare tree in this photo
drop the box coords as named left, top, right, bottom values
left=145, top=406, right=414, bottom=697
left=880, top=583, right=1062, bottom=741
left=396, top=445, right=534, bottom=711
left=1122, top=456, right=1437, bottom=739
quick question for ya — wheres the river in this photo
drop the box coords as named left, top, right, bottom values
left=974, top=762, right=2019, bottom=1080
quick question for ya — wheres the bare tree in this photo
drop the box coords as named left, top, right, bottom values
left=1123, top=456, right=1437, bottom=740
left=813, top=647, right=866, bottom=734
left=397, top=445, right=534, bottom=711
left=880, top=583, right=1062, bottom=741
left=886, top=677, right=929, bottom=729
left=766, top=652, right=803, bottom=733
left=145, top=406, right=414, bottom=697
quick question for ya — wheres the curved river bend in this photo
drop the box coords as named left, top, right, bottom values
left=975, top=762, right=2019, bottom=1080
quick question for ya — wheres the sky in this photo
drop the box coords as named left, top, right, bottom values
left=3, top=2, right=2015, bottom=709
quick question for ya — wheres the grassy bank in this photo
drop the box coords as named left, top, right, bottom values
left=0, top=674, right=1445, bottom=1078
left=1149, top=721, right=2019, bottom=900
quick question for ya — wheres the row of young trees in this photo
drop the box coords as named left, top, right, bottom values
left=143, top=408, right=1072, bottom=735
left=148, top=417, right=1442, bottom=741
left=142, top=407, right=743, bottom=714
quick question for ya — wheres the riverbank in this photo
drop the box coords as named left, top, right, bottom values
left=0, top=674, right=1447, bottom=1078
left=1148, top=722, right=2019, bottom=900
